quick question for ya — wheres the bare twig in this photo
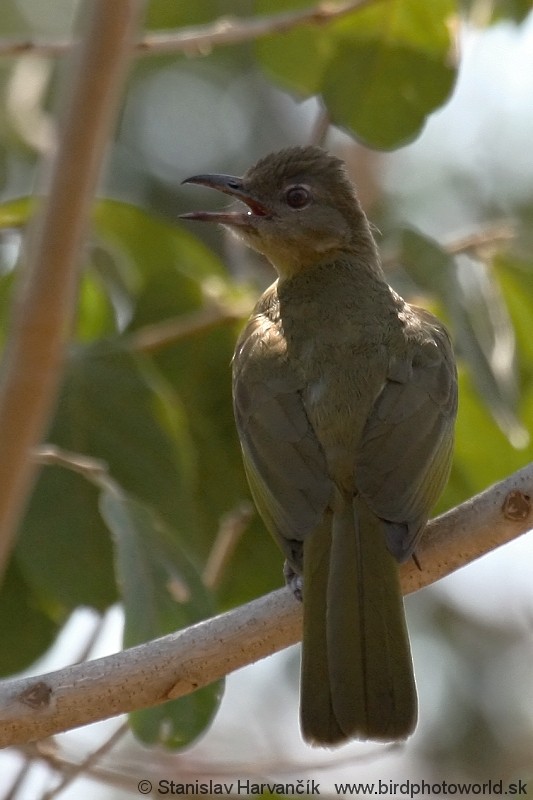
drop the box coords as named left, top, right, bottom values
left=0, top=461, right=531, bottom=747
left=129, top=300, right=249, bottom=354
left=21, top=737, right=139, bottom=796
left=444, top=221, right=515, bottom=256
left=33, top=445, right=109, bottom=484
left=41, top=724, right=128, bottom=800
left=0, top=1, right=145, bottom=582
left=308, top=102, right=332, bottom=147
left=203, top=502, right=255, bottom=590
left=3, top=759, right=32, bottom=800
left=0, top=0, right=380, bottom=60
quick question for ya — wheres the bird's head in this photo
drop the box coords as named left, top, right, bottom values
left=181, top=146, right=377, bottom=279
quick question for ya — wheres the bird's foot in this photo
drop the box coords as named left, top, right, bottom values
left=284, top=561, right=303, bottom=602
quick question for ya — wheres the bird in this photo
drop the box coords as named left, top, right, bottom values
left=181, top=146, right=458, bottom=746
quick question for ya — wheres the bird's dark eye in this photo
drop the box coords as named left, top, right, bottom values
left=285, top=185, right=311, bottom=209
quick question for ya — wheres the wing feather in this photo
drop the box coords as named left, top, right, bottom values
left=356, top=316, right=457, bottom=561
left=233, top=307, right=332, bottom=568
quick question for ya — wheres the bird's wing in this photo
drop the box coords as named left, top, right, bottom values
left=233, top=311, right=332, bottom=570
left=356, top=310, right=457, bottom=561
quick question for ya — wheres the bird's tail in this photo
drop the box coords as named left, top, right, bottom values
left=300, top=494, right=417, bottom=745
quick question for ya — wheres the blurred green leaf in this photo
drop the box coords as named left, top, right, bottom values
left=0, top=196, right=32, bottom=229
left=335, top=0, right=456, bottom=52
left=445, top=369, right=527, bottom=507
left=129, top=260, right=284, bottom=606
left=92, top=200, right=228, bottom=298
left=16, top=343, right=196, bottom=613
left=255, top=4, right=331, bottom=95
left=0, top=561, right=59, bottom=676
left=109, top=204, right=284, bottom=605
left=0, top=194, right=280, bottom=610
left=100, top=488, right=222, bottom=748
left=256, top=0, right=456, bottom=149
left=16, top=467, right=116, bottom=614
left=0, top=196, right=231, bottom=334
left=399, top=228, right=527, bottom=446
left=429, top=246, right=533, bottom=513
left=0, top=269, right=15, bottom=348
left=494, top=251, right=533, bottom=382
left=323, top=42, right=455, bottom=149
left=75, top=269, right=118, bottom=341
left=145, top=0, right=222, bottom=28
left=398, top=225, right=455, bottom=292
left=465, top=0, right=533, bottom=23
left=453, top=254, right=526, bottom=447
left=58, top=344, right=195, bottom=526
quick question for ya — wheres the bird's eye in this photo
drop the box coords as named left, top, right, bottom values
left=285, top=185, right=311, bottom=209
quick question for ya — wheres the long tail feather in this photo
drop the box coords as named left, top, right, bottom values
left=300, top=495, right=417, bottom=745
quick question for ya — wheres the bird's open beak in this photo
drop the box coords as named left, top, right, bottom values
left=180, top=173, right=271, bottom=225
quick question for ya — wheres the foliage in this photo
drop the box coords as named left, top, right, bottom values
left=1, top=0, right=533, bottom=762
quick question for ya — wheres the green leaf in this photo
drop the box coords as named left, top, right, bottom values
left=129, top=263, right=284, bottom=606
left=256, top=0, right=457, bottom=149
left=0, top=269, right=15, bottom=348
left=145, top=0, right=221, bottom=28
left=494, top=251, right=533, bottom=380
left=1, top=194, right=277, bottom=609
left=16, top=467, right=116, bottom=614
left=323, top=41, right=455, bottom=149
left=16, top=343, right=196, bottom=613
left=59, top=344, right=195, bottom=526
left=75, top=268, right=118, bottom=341
left=109, top=204, right=284, bottom=605
left=445, top=367, right=529, bottom=507
left=0, top=561, right=58, bottom=676
left=99, top=489, right=222, bottom=748
left=399, top=228, right=526, bottom=445
left=0, top=196, right=32, bottom=229
left=398, top=226, right=454, bottom=293
left=480, top=0, right=533, bottom=23
left=256, top=17, right=332, bottom=95
left=333, top=0, right=456, bottom=53
left=92, top=200, right=228, bottom=301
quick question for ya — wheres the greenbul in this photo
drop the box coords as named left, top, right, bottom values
left=182, top=146, right=457, bottom=745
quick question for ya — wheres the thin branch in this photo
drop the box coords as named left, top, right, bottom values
left=308, top=101, right=332, bottom=148
left=0, top=0, right=380, bottom=60
left=203, top=502, right=255, bottom=590
left=0, top=461, right=531, bottom=747
left=122, top=0, right=379, bottom=57
left=3, top=759, right=32, bottom=800
left=129, top=300, right=249, bottom=354
left=21, top=737, right=140, bottom=796
left=33, top=445, right=110, bottom=485
left=41, top=724, right=128, bottom=800
left=444, top=220, right=515, bottom=256
left=0, top=2, right=145, bottom=582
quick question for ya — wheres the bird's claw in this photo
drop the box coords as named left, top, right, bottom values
left=284, top=561, right=303, bottom=602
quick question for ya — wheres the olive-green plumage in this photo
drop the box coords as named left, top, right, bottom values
left=182, top=146, right=457, bottom=745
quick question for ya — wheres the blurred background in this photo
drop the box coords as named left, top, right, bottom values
left=1, top=0, right=533, bottom=797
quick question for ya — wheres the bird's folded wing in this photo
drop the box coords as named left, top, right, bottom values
left=233, top=317, right=332, bottom=567
left=356, top=319, right=458, bottom=561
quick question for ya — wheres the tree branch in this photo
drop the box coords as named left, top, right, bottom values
left=128, top=299, right=249, bottom=354
left=0, top=1, right=145, bottom=581
left=0, top=0, right=379, bottom=60
left=0, top=462, right=531, bottom=747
